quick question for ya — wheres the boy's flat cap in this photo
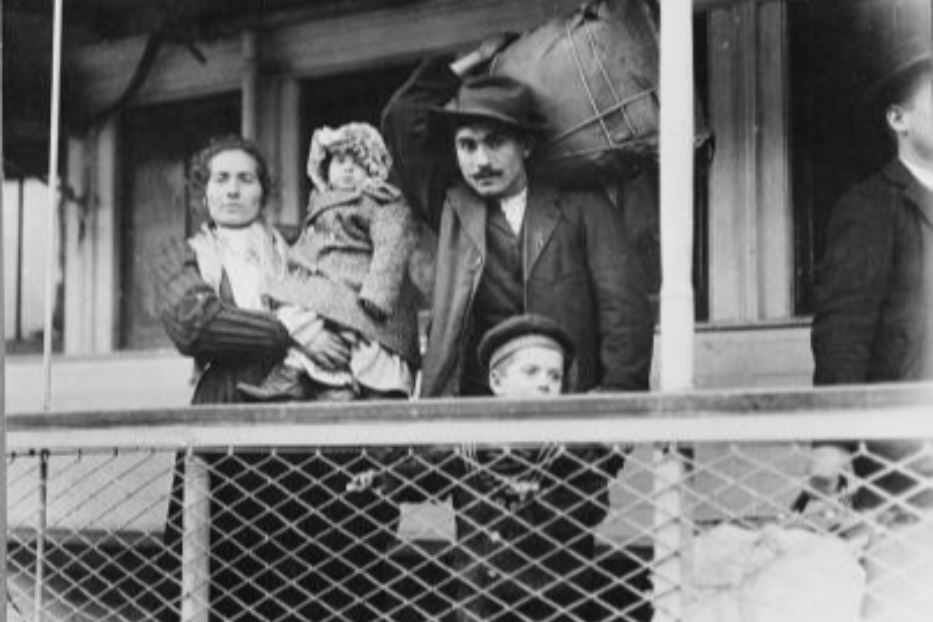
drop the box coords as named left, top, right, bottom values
left=478, top=313, right=574, bottom=373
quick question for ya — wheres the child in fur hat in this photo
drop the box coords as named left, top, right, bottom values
left=238, top=122, right=420, bottom=401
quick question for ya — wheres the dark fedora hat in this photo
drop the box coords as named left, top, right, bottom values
left=867, top=52, right=932, bottom=108
left=865, top=12, right=932, bottom=108
left=477, top=313, right=574, bottom=375
left=434, top=74, right=546, bottom=132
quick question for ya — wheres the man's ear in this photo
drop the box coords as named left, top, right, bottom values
left=522, top=135, right=536, bottom=159
left=887, top=103, right=908, bottom=135
left=489, top=369, right=503, bottom=395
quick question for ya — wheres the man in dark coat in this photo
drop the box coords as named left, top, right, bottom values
left=382, top=38, right=652, bottom=620
left=810, top=33, right=933, bottom=515
left=381, top=37, right=654, bottom=398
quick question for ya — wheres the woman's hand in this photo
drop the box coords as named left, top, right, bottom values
left=299, top=325, right=352, bottom=371
left=276, top=306, right=351, bottom=371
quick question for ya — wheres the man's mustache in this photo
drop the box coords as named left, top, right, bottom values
left=473, top=168, right=502, bottom=179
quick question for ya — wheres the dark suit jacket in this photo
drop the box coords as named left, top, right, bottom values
left=382, top=57, right=655, bottom=397
left=812, top=159, right=933, bottom=384
left=811, top=159, right=933, bottom=510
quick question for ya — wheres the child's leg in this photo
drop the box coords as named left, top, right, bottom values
left=239, top=306, right=349, bottom=401
left=348, top=336, right=415, bottom=398
left=237, top=354, right=308, bottom=401
left=278, top=307, right=356, bottom=388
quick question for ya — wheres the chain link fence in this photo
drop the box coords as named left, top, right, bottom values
left=5, top=388, right=933, bottom=621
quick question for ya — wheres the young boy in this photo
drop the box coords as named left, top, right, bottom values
left=451, top=313, right=622, bottom=621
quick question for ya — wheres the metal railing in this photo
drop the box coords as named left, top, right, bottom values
left=5, top=383, right=933, bottom=621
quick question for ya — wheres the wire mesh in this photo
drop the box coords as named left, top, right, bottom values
left=5, top=435, right=932, bottom=621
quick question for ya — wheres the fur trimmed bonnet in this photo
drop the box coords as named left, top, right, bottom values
left=306, top=122, right=393, bottom=191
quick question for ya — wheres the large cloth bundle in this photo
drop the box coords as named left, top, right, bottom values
left=651, top=523, right=865, bottom=622
left=492, top=0, right=674, bottom=187
left=862, top=520, right=933, bottom=622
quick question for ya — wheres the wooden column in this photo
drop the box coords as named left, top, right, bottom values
left=256, top=75, right=303, bottom=227
left=707, top=0, right=792, bottom=321
left=654, top=0, right=696, bottom=621
left=277, top=78, right=303, bottom=227
left=242, top=31, right=259, bottom=141
left=41, top=0, right=64, bottom=410
left=62, top=123, right=119, bottom=355
left=92, top=121, right=119, bottom=353
left=0, top=0, right=7, bottom=612
left=63, top=137, right=90, bottom=354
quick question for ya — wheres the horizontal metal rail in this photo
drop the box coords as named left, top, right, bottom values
left=7, top=383, right=933, bottom=451
left=6, top=383, right=932, bottom=622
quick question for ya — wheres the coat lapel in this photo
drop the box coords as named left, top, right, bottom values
left=885, top=160, right=933, bottom=229
left=524, top=185, right=561, bottom=275
left=905, top=179, right=933, bottom=230
left=448, top=184, right=487, bottom=257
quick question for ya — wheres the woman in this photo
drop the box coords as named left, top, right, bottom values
left=158, top=135, right=400, bottom=621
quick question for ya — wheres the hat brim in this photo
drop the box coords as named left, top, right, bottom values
left=429, top=104, right=546, bottom=134
left=865, top=53, right=933, bottom=108
left=477, top=314, right=575, bottom=375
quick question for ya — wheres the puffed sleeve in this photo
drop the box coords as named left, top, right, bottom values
left=358, top=195, right=418, bottom=318
left=155, top=237, right=292, bottom=360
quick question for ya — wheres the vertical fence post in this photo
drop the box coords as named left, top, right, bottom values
left=1, top=0, right=8, bottom=613
left=181, top=451, right=211, bottom=622
left=651, top=446, right=686, bottom=622
left=40, top=0, right=64, bottom=413
left=655, top=0, right=697, bottom=620
left=32, top=452, right=48, bottom=622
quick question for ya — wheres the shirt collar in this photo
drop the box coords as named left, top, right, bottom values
left=498, top=187, right=528, bottom=235
left=899, top=156, right=933, bottom=192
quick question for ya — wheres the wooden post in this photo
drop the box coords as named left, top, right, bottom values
left=181, top=451, right=211, bottom=622
left=277, top=78, right=303, bottom=227
left=242, top=31, right=259, bottom=141
left=1, top=0, right=8, bottom=615
left=32, top=452, right=48, bottom=622
left=41, top=0, right=64, bottom=411
left=654, top=0, right=696, bottom=620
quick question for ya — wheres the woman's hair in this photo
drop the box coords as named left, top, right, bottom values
left=188, top=134, right=274, bottom=210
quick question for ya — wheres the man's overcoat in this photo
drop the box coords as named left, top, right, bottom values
left=812, top=159, right=933, bottom=384
left=382, top=57, right=654, bottom=397
left=812, top=159, right=933, bottom=510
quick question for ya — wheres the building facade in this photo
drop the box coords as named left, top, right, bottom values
left=3, top=0, right=927, bottom=411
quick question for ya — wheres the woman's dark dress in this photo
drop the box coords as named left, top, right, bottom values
left=157, top=238, right=399, bottom=621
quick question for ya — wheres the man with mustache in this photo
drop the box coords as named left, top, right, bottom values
left=382, top=37, right=654, bottom=399
left=382, top=37, right=654, bottom=620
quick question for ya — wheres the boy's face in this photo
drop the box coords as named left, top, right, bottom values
left=489, top=345, right=564, bottom=398
left=327, top=152, right=369, bottom=191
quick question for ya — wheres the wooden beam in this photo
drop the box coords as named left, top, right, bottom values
left=68, top=0, right=583, bottom=110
